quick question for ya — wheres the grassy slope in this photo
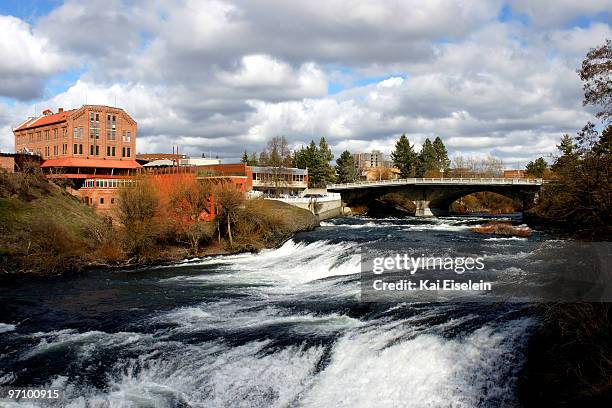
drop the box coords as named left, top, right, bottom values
left=0, top=176, right=104, bottom=275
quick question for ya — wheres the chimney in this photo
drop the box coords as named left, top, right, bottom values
left=58, top=108, right=64, bottom=113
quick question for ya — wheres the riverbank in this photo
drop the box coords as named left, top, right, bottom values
left=0, top=173, right=319, bottom=276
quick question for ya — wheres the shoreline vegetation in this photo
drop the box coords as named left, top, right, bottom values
left=0, top=171, right=318, bottom=277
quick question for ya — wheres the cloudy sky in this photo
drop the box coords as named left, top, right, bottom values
left=0, top=0, right=610, bottom=167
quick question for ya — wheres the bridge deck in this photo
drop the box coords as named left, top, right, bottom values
left=328, top=177, right=543, bottom=190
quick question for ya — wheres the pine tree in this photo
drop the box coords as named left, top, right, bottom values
left=391, top=134, right=418, bottom=178
left=293, top=139, right=336, bottom=187
left=318, top=137, right=335, bottom=184
left=525, top=157, right=548, bottom=177
left=552, top=134, right=577, bottom=172
left=557, top=134, right=574, bottom=156
left=241, top=150, right=249, bottom=164
left=432, top=136, right=450, bottom=173
left=319, top=137, right=334, bottom=162
left=416, top=138, right=437, bottom=177
left=248, top=152, right=258, bottom=166
left=335, top=150, right=358, bottom=183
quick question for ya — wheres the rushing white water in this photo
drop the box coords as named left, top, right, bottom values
left=0, top=323, right=16, bottom=333
left=0, top=215, right=541, bottom=407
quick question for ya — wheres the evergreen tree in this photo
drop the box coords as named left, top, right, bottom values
left=319, top=137, right=334, bottom=162
left=552, top=134, right=577, bottom=172
left=335, top=150, right=358, bottom=183
left=391, top=134, right=418, bottom=178
left=525, top=157, right=548, bottom=177
left=248, top=152, right=258, bottom=166
left=305, top=141, right=326, bottom=187
left=557, top=134, right=575, bottom=156
left=432, top=136, right=450, bottom=173
left=416, top=138, right=437, bottom=177
left=318, top=137, right=335, bottom=184
left=241, top=150, right=249, bottom=164
left=293, top=139, right=336, bottom=187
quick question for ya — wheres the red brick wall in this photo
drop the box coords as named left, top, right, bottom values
left=0, top=156, right=15, bottom=173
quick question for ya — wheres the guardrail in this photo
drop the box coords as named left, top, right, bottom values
left=328, top=177, right=543, bottom=189
left=264, top=193, right=342, bottom=203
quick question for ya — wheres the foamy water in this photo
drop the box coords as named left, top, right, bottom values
left=0, top=215, right=544, bottom=407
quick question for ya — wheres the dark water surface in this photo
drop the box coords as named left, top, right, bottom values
left=0, top=215, right=558, bottom=407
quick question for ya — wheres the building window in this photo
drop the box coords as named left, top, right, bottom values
left=107, top=146, right=111, bottom=156
left=122, top=147, right=125, bottom=157
left=54, top=129, right=58, bottom=139
left=79, top=144, right=83, bottom=155
left=127, top=147, right=131, bottom=157
left=73, top=144, right=78, bottom=154
left=100, top=197, right=104, bottom=204
left=95, top=145, right=99, bottom=156
left=111, top=198, right=114, bottom=204
left=90, top=113, right=99, bottom=139
left=111, top=146, right=116, bottom=156
left=127, top=131, right=131, bottom=142
left=90, top=145, right=94, bottom=155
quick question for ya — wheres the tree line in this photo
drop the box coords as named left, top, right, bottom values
left=240, top=134, right=454, bottom=186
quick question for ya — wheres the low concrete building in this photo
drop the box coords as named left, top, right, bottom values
left=251, top=166, right=308, bottom=196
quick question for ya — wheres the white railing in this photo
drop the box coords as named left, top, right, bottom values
left=265, top=193, right=341, bottom=203
left=328, top=177, right=543, bottom=189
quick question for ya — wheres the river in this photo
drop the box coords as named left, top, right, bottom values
left=0, top=215, right=572, bottom=407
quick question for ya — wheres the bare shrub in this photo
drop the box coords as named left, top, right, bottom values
left=116, top=178, right=159, bottom=225
left=182, top=221, right=216, bottom=254
left=215, top=182, right=245, bottom=248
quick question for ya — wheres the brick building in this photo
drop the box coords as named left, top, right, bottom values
left=503, top=170, right=526, bottom=178
left=13, top=105, right=141, bottom=212
left=15, top=105, right=137, bottom=163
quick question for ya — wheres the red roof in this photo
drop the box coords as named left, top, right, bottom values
left=14, top=109, right=76, bottom=131
left=41, top=158, right=142, bottom=169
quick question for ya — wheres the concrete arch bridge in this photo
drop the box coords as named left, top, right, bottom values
left=327, top=178, right=543, bottom=217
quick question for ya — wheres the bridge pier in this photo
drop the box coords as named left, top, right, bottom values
left=414, top=200, right=434, bottom=217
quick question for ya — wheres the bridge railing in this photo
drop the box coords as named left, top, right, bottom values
left=328, top=177, right=543, bottom=189
left=265, top=193, right=342, bottom=203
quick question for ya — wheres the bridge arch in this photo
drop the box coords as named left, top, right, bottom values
left=328, top=178, right=542, bottom=217
left=426, top=188, right=528, bottom=216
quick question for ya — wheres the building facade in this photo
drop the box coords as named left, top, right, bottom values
left=13, top=105, right=140, bottom=213
left=15, top=105, right=137, bottom=162
left=250, top=166, right=308, bottom=196
left=353, top=150, right=392, bottom=169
